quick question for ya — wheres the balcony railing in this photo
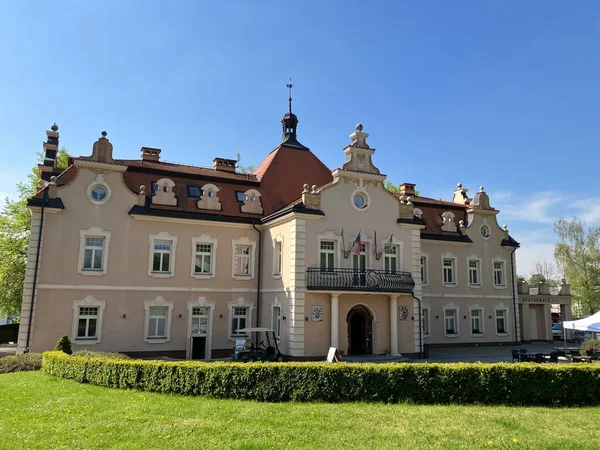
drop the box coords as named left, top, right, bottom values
left=306, top=268, right=415, bottom=293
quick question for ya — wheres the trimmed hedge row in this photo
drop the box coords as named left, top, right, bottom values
left=42, top=351, right=600, bottom=406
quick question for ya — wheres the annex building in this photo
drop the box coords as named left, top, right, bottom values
left=17, top=98, right=572, bottom=358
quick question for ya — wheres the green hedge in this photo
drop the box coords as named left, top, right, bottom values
left=0, top=353, right=43, bottom=374
left=42, top=351, right=600, bottom=406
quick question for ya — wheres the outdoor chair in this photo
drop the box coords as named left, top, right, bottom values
left=548, top=352, right=559, bottom=363
left=519, top=349, right=528, bottom=354
left=511, top=349, right=520, bottom=363
left=534, top=353, right=545, bottom=363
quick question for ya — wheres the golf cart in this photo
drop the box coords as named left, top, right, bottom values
left=233, top=327, right=285, bottom=362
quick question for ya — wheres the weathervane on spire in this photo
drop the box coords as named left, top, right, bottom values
left=286, top=79, right=293, bottom=114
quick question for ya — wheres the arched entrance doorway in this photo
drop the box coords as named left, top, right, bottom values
left=347, top=305, right=373, bottom=355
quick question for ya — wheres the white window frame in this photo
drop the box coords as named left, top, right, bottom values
left=78, top=227, right=111, bottom=276
left=71, top=295, right=106, bottom=345
left=228, top=298, right=254, bottom=340
left=319, top=240, right=337, bottom=270
left=186, top=297, right=215, bottom=360
left=467, top=256, right=482, bottom=288
left=316, top=230, right=343, bottom=269
left=443, top=303, right=459, bottom=337
left=271, top=297, right=282, bottom=341
left=190, top=235, right=218, bottom=279
left=420, top=254, right=429, bottom=286
left=494, top=304, right=510, bottom=336
left=441, top=253, right=457, bottom=287
left=384, top=245, right=399, bottom=273
left=493, top=258, right=507, bottom=288
left=148, top=232, right=178, bottom=279
left=231, top=237, right=257, bottom=280
left=469, top=305, right=485, bottom=336
left=273, top=234, right=283, bottom=279
left=422, top=306, right=430, bottom=337
left=143, top=296, right=174, bottom=343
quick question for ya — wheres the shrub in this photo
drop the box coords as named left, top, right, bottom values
left=579, top=339, right=600, bottom=356
left=42, top=351, right=600, bottom=406
left=0, top=353, right=43, bottom=374
left=54, top=335, right=72, bottom=355
left=73, top=350, right=131, bottom=360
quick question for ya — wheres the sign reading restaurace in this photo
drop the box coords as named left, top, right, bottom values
left=519, top=296, right=570, bottom=305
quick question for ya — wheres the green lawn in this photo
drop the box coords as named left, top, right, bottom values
left=1, top=372, right=599, bottom=450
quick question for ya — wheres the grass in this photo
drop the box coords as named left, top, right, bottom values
left=1, top=372, right=599, bottom=450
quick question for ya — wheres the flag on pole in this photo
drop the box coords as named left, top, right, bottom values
left=385, top=234, right=393, bottom=252
left=353, top=231, right=362, bottom=255
left=373, top=230, right=378, bottom=255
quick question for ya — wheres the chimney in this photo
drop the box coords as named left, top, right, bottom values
left=141, top=147, right=161, bottom=162
left=399, top=183, right=416, bottom=197
left=213, top=157, right=237, bottom=173
left=39, top=123, right=61, bottom=182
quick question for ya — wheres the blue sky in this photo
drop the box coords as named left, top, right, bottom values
left=1, top=1, right=599, bottom=275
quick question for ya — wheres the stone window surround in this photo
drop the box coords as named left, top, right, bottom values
left=494, top=303, right=510, bottom=336
left=467, top=255, right=482, bottom=288
left=272, top=233, right=284, bottom=279
left=228, top=297, right=254, bottom=340
left=71, top=295, right=106, bottom=345
left=350, top=186, right=371, bottom=212
left=469, top=304, right=485, bottom=337
left=78, top=227, right=112, bottom=276
left=144, top=296, right=174, bottom=344
left=190, top=235, right=218, bottom=280
left=86, top=174, right=112, bottom=206
left=231, top=237, right=257, bottom=280
left=421, top=303, right=431, bottom=337
left=443, top=302, right=460, bottom=337
left=421, top=253, right=429, bottom=286
left=148, top=232, right=178, bottom=279
left=383, top=236, right=404, bottom=272
left=441, top=253, right=458, bottom=288
left=492, top=257, right=508, bottom=289
left=271, top=297, right=282, bottom=341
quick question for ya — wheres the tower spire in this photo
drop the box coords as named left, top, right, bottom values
left=287, top=80, right=293, bottom=114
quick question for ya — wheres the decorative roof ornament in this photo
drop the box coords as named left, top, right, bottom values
left=279, top=80, right=309, bottom=150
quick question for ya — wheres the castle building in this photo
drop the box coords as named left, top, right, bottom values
left=17, top=99, right=572, bottom=358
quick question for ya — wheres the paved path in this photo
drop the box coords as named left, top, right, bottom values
left=0, top=344, right=17, bottom=357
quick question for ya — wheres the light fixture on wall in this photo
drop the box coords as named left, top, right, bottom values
left=122, top=313, right=126, bottom=319
left=179, top=314, right=182, bottom=318
left=219, top=314, right=223, bottom=319
left=489, top=316, right=492, bottom=319
left=305, top=317, right=308, bottom=321
left=282, top=316, right=287, bottom=321
left=411, top=316, right=414, bottom=321
left=463, top=315, right=467, bottom=319
left=435, top=315, right=439, bottom=319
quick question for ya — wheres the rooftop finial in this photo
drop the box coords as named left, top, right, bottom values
left=286, top=79, right=293, bottom=114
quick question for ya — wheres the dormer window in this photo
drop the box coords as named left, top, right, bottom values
left=187, top=186, right=201, bottom=198
left=235, top=191, right=246, bottom=204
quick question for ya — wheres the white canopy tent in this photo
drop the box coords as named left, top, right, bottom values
left=562, top=311, right=600, bottom=353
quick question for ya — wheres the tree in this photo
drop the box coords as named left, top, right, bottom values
left=528, top=260, right=559, bottom=286
left=554, top=217, right=600, bottom=316
left=0, top=148, right=69, bottom=317
left=237, top=164, right=255, bottom=174
left=384, top=181, right=420, bottom=196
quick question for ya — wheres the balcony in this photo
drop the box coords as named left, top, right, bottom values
left=306, top=268, right=415, bottom=294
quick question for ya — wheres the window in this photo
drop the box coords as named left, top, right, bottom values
left=153, top=241, right=172, bottom=273
left=191, top=235, right=218, bottom=279
left=151, top=182, right=159, bottom=193
left=231, top=307, right=248, bottom=337
left=272, top=305, right=281, bottom=340
left=422, top=307, right=430, bottom=336
left=235, top=191, right=246, bottom=204
left=232, top=238, right=256, bottom=279
left=83, top=237, right=105, bottom=271
left=76, top=306, right=98, bottom=339
left=194, top=243, right=213, bottom=274
left=187, top=185, right=201, bottom=197
left=235, top=245, right=251, bottom=276
left=493, top=260, right=506, bottom=287
left=443, top=257, right=456, bottom=286
left=148, top=233, right=178, bottom=278
left=147, top=306, right=168, bottom=339
left=444, top=308, right=458, bottom=335
left=78, top=227, right=111, bottom=276
left=468, top=259, right=481, bottom=286
left=273, top=239, right=283, bottom=277
left=71, top=296, right=105, bottom=344
left=191, top=307, right=210, bottom=335
left=320, top=240, right=336, bottom=270
left=353, top=193, right=367, bottom=209
left=470, top=308, right=483, bottom=335
left=421, top=255, right=428, bottom=285
left=384, top=245, right=398, bottom=273
left=90, top=185, right=107, bottom=202
left=144, top=297, right=173, bottom=343
left=480, top=225, right=491, bottom=239
left=496, top=309, right=508, bottom=334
